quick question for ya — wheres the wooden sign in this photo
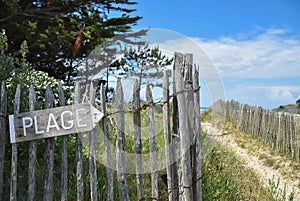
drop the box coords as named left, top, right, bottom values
left=9, top=103, right=104, bottom=143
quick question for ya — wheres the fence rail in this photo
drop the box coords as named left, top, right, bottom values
left=212, top=100, right=300, bottom=162
left=0, top=52, right=203, bottom=201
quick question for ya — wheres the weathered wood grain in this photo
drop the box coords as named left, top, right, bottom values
left=28, top=85, right=37, bottom=201
left=183, top=53, right=194, bottom=144
left=183, top=53, right=196, bottom=201
left=172, top=54, right=180, bottom=201
left=44, top=85, right=55, bottom=201
left=115, top=79, right=129, bottom=201
left=213, top=100, right=300, bottom=162
left=192, top=65, right=202, bottom=201
left=133, top=80, right=144, bottom=200
left=175, top=53, right=193, bottom=201
left=89, top=82, right=98, bottom=201
left=75, top=82, right=84, bottom=201
left=10, top=84, right=20, bottom=201
left=9, top=103, right=102, bottom=143
left=146, top=84, right=158, bottom=201
left=0, top=82, right=6, bottom=201
left=59, top=82, right=68, bottom=201
left=101, top=84, right=114, bottom=201
left=162, top=72, right=174, bottom=201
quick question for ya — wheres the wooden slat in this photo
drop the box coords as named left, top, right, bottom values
left=192, top=65, right=202, bottom=201
left=101, top=84, right=114, bottom=201
left=213, top=100, right=300, bottom=162
left=10, top=84, right=20, bottom=201
left=10, top=103, right=101, bottom=143
left=146, top=84, right=158, bottom=201
left=171, top=53, right=179, bottom=201
left=162, top=72, right=173, bottom=201
left=75, top=82, right=84, bottom=201
left=133, top=80, right=144, bottom=200
left=115, top=78, right=129, bottom=201
left=183, top=54, right=196, bottom=201
left=183, top=53, right=194, bottom=144
left=44, top=85, right=55, bottom=201
left=174, top=53, right=183, bottom=200
left=59, top=82, right=68, bottom=201
left=0, top=82, right=6, bottom=200
left=28, top=85, right=37, bottom=201
left=89, top=82, right=98, bottom=201
left=291, top=115, right=296, bottom=160
left=175, top=53, right=193, bottom=201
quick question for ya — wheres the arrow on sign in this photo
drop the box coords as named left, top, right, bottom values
left=9, top=103, right=104, bottom=143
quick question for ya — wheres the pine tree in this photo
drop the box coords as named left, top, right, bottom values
left=0, top=0, right=142, bottom=83
left=110, top=44, right=173, bottom=89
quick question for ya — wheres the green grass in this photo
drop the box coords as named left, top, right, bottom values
left=202, top=138, right=276, bottom=201
left=3, top=105, right=292, bottom=200
left=263, top=158, right=276, bottom=167
left=222, top=120, right=300, bottom=184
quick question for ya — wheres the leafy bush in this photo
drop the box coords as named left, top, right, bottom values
left=0, top=29, right=14, bottom=81
left=0, top=29, right=73, bottom=114
left=0, top=29, right=76, bottom=200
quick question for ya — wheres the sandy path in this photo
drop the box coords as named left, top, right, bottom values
left=202, top=122, right=300, bottom=200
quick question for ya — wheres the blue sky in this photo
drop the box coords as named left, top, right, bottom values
left=130, top=0, right=300, bottom=109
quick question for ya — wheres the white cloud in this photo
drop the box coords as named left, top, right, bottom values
left=154, top=28, right=300, bottom=79
left=268, top=87, right=295, bottom=102
left=145, top=27, right=300, bottom=108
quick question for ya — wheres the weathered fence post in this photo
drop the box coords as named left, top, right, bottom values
left=296, top=117, right=300, bottom=162
left=271, top=112, right=277, bottom=149
left=10, top=84, right=20, bottom=201
left=115, top=78, right=129, bottom=201
left=58, top=82, right=68, bottom=201
left=146, top=84, right=158, bottom=201
left=175, top=53, right=193, bottom=201
left=276, top=113, right=281, bottom=151
left=257, top=107, right=263, bottom=138
left=214, top=99, right=300, bottom=162
left=75, top=82, right=84, bottom=201
left=192, top=65, right=202, bottom=201
left=101, top=83, right=114, bottom=201
left=291, top=115, right=296, bottom=160
left=279, top=113, right=284, bottom=151
left=172, top=54, right=180, bottom=201
left=0, top=82, right=6, bottom=200
left=162, top=72, right=174, bottom=201
left=28, top=85, right=37, bottom=201
left=183, top=53, right=194, bottom=148
left=89, top=82, right=98, bottom=201
left=44, top=85, right=55, bottom=201
left=183, top=53, right=198, bottom=201
left=287, top=114, right=291, bottom=155
left=133, top=80, right=144, bottom=200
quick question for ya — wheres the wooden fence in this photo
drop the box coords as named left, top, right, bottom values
left=0, top=52, right=202, bottom=201
left=212, top=100, right=300, bottom=162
